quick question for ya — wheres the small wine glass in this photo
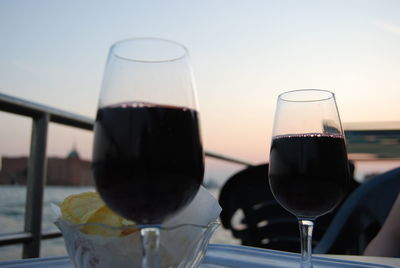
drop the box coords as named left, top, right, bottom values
left=268, top=89, right=350, bottom=268
left=92, top=38, right=204, bottom=268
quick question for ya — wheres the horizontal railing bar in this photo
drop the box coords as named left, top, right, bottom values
left=0, top=230, right=63, bottom=246
left=0, top=93, right=93, bottom=130
left=205, top=151, right=254, bottom=166
left=41, top=230, right=63, bottom=240
left=0, top=232, right=32, bottom=246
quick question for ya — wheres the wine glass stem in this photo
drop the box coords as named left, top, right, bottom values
left=140, top=226, right=161, bottom=268
left=298, top=219, right=314, bottom=268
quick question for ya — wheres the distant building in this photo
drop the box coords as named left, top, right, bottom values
left=344, top=121, right=400, bottom=160
left=0, top=148, right=93, bottom=186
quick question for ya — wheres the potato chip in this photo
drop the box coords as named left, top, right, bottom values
left=60, top=192, right=104, bottom=224
left=60, top=191, right=137, bottom=236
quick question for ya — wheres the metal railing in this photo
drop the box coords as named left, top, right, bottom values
left=0, top=92, right=253, bottom=258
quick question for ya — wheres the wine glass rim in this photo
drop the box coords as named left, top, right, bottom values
left=110, top=37, right=189, bottom=63
left=278, top=89, right=334, bottom=102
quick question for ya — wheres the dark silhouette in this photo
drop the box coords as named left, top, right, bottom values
left=364, top=193, right=400, bottom=257
left=314, top=167, right=400, bottom=255
left=218, top=161, right=358, bottom=252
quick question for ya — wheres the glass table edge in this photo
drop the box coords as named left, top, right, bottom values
left=0, top=244, right=398, bottom=267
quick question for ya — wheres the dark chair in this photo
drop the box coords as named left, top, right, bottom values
left=218, top=162, right=358, bottom=252
left=314, top=167, right=400, bottom=255
left=219, top=164, right=299, bottom=251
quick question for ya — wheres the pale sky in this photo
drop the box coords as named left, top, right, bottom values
left=1, top=0, right=400, bottom=182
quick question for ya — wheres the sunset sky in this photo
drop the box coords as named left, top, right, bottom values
left=1, top=0, right=400, bottom=182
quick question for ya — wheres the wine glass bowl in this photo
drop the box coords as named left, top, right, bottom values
left=92, top=103, right=204, bottom=224
left=268, top=89, right=350, bottom=267
left=269, top=133, right=349, bottom=218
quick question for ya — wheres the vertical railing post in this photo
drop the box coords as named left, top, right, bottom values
left=22, top=113, right=49, bottom=258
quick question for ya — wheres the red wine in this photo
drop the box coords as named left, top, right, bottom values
left=92, top=103, right=204, bottom=224
left=269, top=134, right=350, bottom=219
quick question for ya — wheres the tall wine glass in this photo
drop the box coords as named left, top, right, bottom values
left=268, top=89, right=350, bottom=268
left=92, top=38, right=204, bottom=268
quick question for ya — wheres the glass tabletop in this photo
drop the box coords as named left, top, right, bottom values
left=0, top=244, right=398, bottom=268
